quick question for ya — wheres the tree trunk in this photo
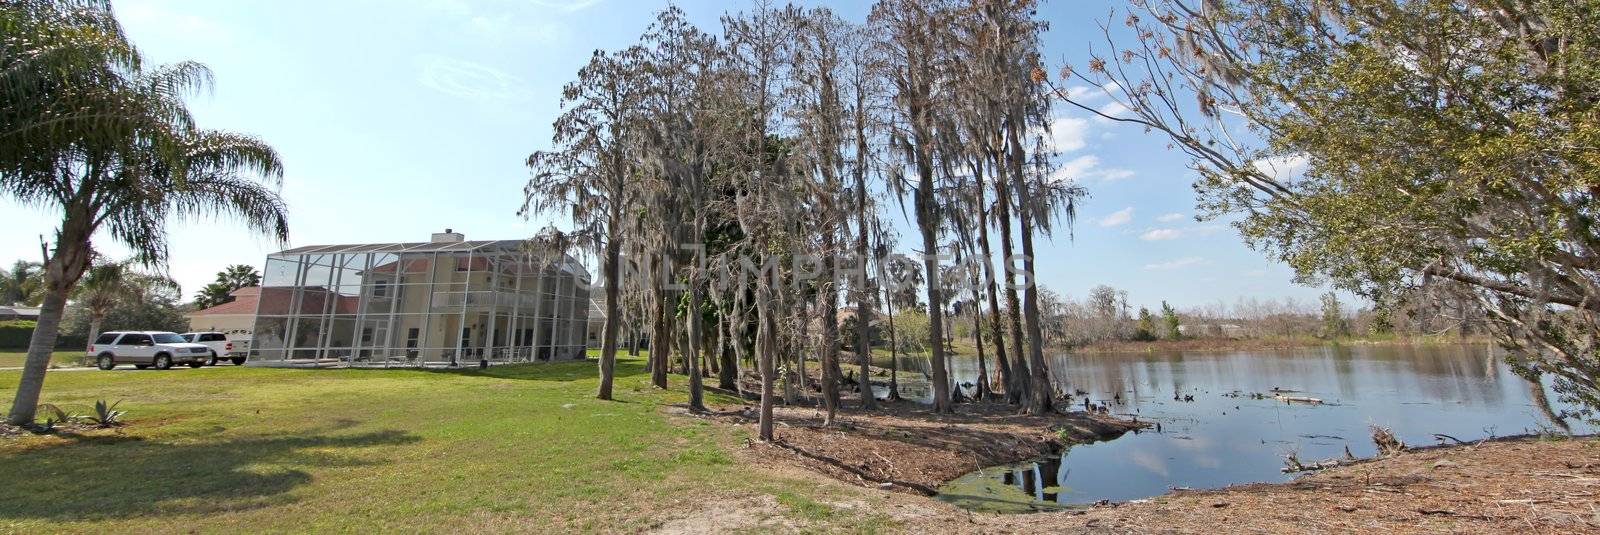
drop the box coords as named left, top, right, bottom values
left=975, top=163, right=1012, bottom=398
left=87, top=315, right=105, bottom=350
left=596, top=237, right=624, bottom=401
left=1010, top=122, right=1052, bottom=415
left=882, top=282, right=901, bottom=401
left=686, top=278, right=706, bottom=412
left=995, top=169, right=1030, bottom=405
left=756, top=267, right=778, bottom=441
left=817, top=250, right=841, bottom=426
left=918, top=196, right=952, bottom=414
left=717, top=309, right=738, bottom=390
left=7, top=227, right=90, bottom=425
left=650, top=281, right=670, bottom=389
left=972, top=300, right=989, bottom=400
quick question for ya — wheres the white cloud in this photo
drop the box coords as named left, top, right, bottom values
left=1094, top=101, right=1130, bottom=123
left=1140, top=228, right=1181, bottom=241
left=1251, top=154, right=1310, bottom=181
left=417, top=55, right=530, bottom=102
left=1143, top=256, right=1207, bottom=270
left=531, top=0, right=605, bottom=12
left=1139, top=224, right=1225, bottom=241
left=1050, top=154, right=1133, bottom=183
left=1156, top=212, right=1186, bottom=222
left=1045, top=116, right=1090, bottom=153
left=1098, top=207, right=1134, bottom=227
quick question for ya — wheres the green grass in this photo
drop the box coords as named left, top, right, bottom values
left=0, top=356, right=889, bottom=532
left=0, top=350, right=84, bottom=369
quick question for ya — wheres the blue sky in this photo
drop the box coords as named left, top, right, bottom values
left=0, top=0, right=1335, bottom=311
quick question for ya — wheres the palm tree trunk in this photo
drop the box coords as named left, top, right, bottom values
left=8, top=220, right=92, bottom=425
left=87, top=315, right=105, bottom=350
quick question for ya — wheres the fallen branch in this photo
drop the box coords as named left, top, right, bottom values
left=769, top=438, right=939, bottom=496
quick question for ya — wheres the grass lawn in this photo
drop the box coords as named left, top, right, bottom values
left=0, top=356, right=890, bottom=533
left=0, top=350, right=85, bottom=369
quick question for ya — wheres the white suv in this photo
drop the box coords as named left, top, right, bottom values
left=88, top=331, right=212, bottom=370
left=180, top=332, right=247, bottom=366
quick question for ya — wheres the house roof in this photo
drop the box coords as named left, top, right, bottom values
left=187, top=286, right=360, bottom=316
left=187, top=287, right=260, bottom=316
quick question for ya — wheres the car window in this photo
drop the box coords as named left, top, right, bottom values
left=203, top=333, right=226, bottom=342
left=122, top=333, right=152, bottom=345
left=182, top=334, right=195, bottom=342
left=151, top=333, right=186, bottom=344
left=94, top=333, right=119, bottom=345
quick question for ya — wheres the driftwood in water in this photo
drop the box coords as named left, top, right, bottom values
left=1273, top=394, right=1324, bottom=404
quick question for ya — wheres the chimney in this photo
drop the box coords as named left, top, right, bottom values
left=430, top=228, right=465, bottom=243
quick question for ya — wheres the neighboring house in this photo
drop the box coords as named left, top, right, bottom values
left=0, top=306, right=42, bottom=321
left=185, top=287, right=266, bottom=343
left=248, top=230, right=591, bottom=366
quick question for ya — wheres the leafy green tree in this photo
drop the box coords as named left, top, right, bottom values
left=2, top=2, right=288, bottom=424
left=74, top=259, right=178, bottom=347
left=1133, top=307, right=1157, bottom=342
left=195, top=264, right=260, bottom=310
left=1320, top=292, right=1348, bottom=339
left=1161, top=300, right=1181, bottom=340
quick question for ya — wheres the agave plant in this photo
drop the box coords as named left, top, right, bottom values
left=88, top=400, right=125, bottom=428
left=37, top=403, right=81, bottom=425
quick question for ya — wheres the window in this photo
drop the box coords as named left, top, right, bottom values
left=121, top=333, right=152, bottom=346
left=152, top=333, right=186, bottom=344
left=94, top=333, right=119, bottom=345
left=361, top=327, right=373, bottom=345
left=371, top=278, right=390, bottom=297
left=406, top=328, right=419, bottom=349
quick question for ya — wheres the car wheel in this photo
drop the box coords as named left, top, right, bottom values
left=97, top=354, right=115, bottom=370
left=206, top=352, right=218, bottom=366
left=187, top=361, right=204, bottom=368
left=231, top=356, right=247, bottom=366
left=153, top=353, right=172, bottom=370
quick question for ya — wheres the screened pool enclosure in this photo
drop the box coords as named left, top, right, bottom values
left=250, top=234, right=591, bottom=366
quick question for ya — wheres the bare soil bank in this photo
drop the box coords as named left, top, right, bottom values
left=693, top=398, right=1143, bottom=494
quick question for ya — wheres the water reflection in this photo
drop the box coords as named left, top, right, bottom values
left=923, top=344, right=1590, bottom=511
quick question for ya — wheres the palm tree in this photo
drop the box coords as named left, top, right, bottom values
left=195, top=264, right=260, bottom=309
left=3, top=2, right=289, bottom=425
left=0, top=260, right=44, bottom=306
left=76, top=259, right=178, bottom=347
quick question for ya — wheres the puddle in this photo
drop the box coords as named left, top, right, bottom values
left=935, top=452, right=1084, bottom=513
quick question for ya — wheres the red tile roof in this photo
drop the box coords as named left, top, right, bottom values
left=188, top=286, right=360, bottom=316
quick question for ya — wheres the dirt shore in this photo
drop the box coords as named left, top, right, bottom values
left=699, top=398, right=1143, bottom=494
left=658, top=425, right=1599, bottom=533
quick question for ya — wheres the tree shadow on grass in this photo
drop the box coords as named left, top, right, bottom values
left=399, top=358, right=649, bottom=383
left=0, top=427, right=420, bottom=522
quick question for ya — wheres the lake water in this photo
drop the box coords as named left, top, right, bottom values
left=893, top=344, right=1591, bottom=512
